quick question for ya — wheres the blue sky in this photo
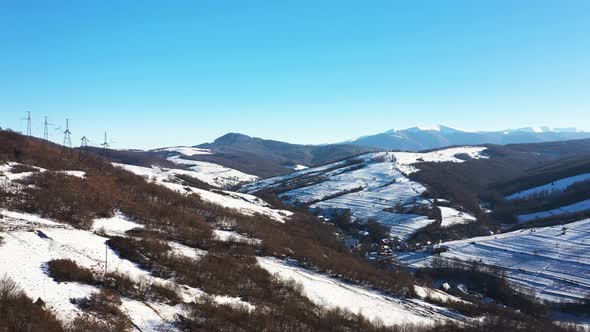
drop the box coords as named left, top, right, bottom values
left=0, top=1, right=589, bottom=149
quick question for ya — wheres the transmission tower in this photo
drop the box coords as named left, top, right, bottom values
left=80, top=136, right=89, bottom=148
left=63, top=119, right=72, bottom=148
left=101, top=132, right=110, bottom=152
left=21, top=111, right=32, bottom=136
left=43, top=116, right=54, bottom=141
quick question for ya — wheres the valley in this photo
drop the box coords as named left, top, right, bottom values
left=1, top=130, right=589, bottom=331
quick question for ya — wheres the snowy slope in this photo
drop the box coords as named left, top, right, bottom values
left=114, top=163, right=292, bottom=222
left=397, top=218, right=590, bottom=303
left=517, top=198, right=590, bottom=222
left=391, top=147, right=488, bottom=174
left=0, top=209, right=251, bottom=331
left=167, top=155, right=258, bottom=188
left=243, top=148, right=487, bottom=239
left=152, top=146, right=213, bottom=156
left=506, top=173, right=590, bottom=200
left=257, top=257, right=468, bottom=326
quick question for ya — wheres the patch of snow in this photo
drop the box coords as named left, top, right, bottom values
left=92, top=213, right=144, bottom=237
left=413, top=285, right=467, bottom=304
left=59, top=170, right=86, bottom=178
left=439, top=207, right=477, bottom=227
left=291, top=164, right=309, bottom=171
left=168, top=241, right=207, bottom=260
left=214, top=230, right=261, bottom=245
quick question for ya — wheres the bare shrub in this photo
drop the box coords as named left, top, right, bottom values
left=74, top=289, right=132, bottom=332
left=46, top=259, right=95, bottom=284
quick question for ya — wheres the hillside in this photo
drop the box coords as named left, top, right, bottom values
left=193, top=133, right=376, bottom=177
left=0, top=130, right=484, bottom=331
left=1, top=130, right=589, bottom=331
left=242, top=139, right=590, bottom=322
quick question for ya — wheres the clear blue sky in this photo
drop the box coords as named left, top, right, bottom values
left=1, top=1, right=589, bottom=149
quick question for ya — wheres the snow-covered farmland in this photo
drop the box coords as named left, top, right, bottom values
left=257, top=257, right=468, bottom=326
left=114, top=163, right=292, bottom=222
left=506, top=173, right=590, bottom=200
left=397, top=218, right=590, bottom=303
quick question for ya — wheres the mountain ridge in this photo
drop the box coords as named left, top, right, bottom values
left=347, top=125, right=590, bottom=150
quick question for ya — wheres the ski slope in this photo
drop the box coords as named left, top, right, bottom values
left=507, top=173, right=590, bottom=200
left=397, top=218, right=590, bottom=303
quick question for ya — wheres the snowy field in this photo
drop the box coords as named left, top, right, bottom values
left=257, top=257, right=469, bottom=327
left=397, top=218, right=590, bottom=303
left=506, top=173, right=590, bottom=200
left=244, top=148, right=487, bottom=239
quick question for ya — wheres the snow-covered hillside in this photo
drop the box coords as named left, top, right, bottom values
left=517, top=198, right=590, bottom=222
left=0, top=209, right=249, bottom=331
left=114, top=163, right=292, bottom=222
left=148, top=146, right=258, bottom=188
left=397, top=218, right=590, bottom=303
left=257, top=257, right=469, bottom=326
left=152, top=146, right=213, bottom=156
left=243, top=148, right=487, bottom=239
left=506, top=173, right=590, bottom=200
left=166, top=155, right=257, bottom=188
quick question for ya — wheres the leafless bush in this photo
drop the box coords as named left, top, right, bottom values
left=46, top=259, right=96, bottom=284
left=74, top=289, right=132, bottom=332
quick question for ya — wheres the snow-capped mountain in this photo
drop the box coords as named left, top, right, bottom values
left=348, top=125, right=590, bottom=150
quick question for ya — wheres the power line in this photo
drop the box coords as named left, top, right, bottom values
left=63, top=119, right=72, bottom=148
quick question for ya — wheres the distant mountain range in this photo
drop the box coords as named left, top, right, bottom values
left=347, top=125, right=590, bottom=151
